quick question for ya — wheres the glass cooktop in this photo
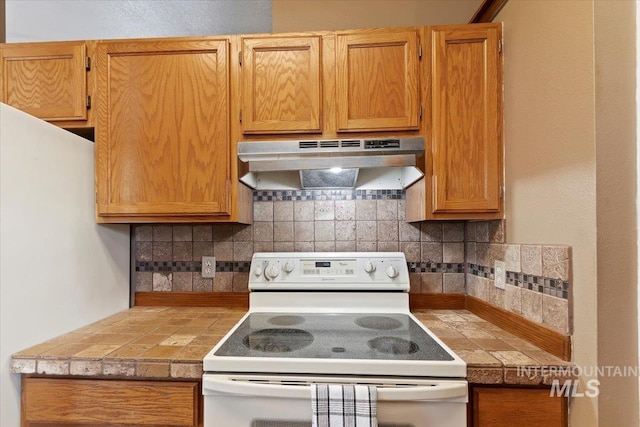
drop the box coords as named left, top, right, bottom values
left=213, top=313, right=454, bottom=361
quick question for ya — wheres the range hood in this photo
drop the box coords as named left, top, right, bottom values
left=238, top=137, right=424, bottom=190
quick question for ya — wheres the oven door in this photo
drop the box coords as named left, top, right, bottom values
left=203, top=374, right=468, bottom=427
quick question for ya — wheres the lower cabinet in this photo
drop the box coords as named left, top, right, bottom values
left=21, top=377, right=201, bottom=427
left=21, top=377, right=567, bottom=427
left=470, top=386, right=568, bottom=427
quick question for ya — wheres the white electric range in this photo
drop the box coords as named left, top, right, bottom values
left=203, top=252, right=467, bottom=427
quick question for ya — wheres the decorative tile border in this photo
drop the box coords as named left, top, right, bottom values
left=467, top=263, right=569, bottom=299
left=138, top=261, right=462, bottom=275
left=507, top=271, right=569, bottom=299
left=136, top=261, right=251, bottom=273
left=408, top=262, right=465, bottom=274
left=253, top=189, right=405, bottom=201
left=468, top=263, right=493, bottom=279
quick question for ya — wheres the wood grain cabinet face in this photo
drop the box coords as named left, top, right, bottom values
left=21, top=377, right=200, bottom=427
left=96, top=38, right=231, bottom=218
left=335, top=30, right=420, bottom=132
left=0, top=41, right=88, bottom=121
left=241, top=36, right=322, bottom=134
left=471, top=386, right=567, bottom=427
left=430, top=25, right=503, bottom=214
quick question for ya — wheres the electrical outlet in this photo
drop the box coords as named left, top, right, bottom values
left=494, top=260, right=506, bottom=290
left=202, top=256, right=216, bottom=278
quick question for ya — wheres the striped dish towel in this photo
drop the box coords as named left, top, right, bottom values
left=311, top=384, right=378, bottom=427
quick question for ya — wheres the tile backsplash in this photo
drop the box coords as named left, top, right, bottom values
left=464, top=221, right=572, bottom=335
left=133, top=190, right=572, bottom=335
left=135, top=190, right=466, bottom=295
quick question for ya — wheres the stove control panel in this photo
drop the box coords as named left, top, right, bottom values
left=249, top=252, right=410, bottom=291
left=301, top=259, right=357, bottom=276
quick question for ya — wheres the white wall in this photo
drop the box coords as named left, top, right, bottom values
left=497, top=1, right=639, bottom=425
left=637, top=2, right=640, bottom=420
left=5, top=0, right=271, bottom=42
left=594, top=1, right=638, bottom=425
left=272, top=0, right=481, bottom=32
left=0, top=104, right=131, bottom=426
left=494, top=2, right=598, bottom=422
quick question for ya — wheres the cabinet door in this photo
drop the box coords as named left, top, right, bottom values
left=0, top=41, right=88, bottom=121
left=472, top=386, right=567, bottom=426
left=336, top=29, right=420, bottom=132
left=22, top=377, right=199, bottom=427
left=241, top=36, right=322, bottom=134
left=96, top=38, right=231, bottom=217
left=431, top=25, right=503, bottom=214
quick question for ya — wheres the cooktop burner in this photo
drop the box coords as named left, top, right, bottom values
left=368, top=336, right=419, bottom=355
left=214, top=313, right=453, bottom=362
left=355, top=315, right=402, bottom=330
left=243, top=328, right=314, bottom=353
left=267, top=315, right=306, bottom=326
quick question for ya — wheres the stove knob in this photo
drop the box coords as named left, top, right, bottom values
left=386, top=265, right=399, bottom=279
left=253, top=267, right=263, bottom=277
left=265, top=264, right=280, bottom=280
left=363, top=260, right=376, bottom=273
left=282, top=261, right=295, bottom=273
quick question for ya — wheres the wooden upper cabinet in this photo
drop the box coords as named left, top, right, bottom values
left=0, top=41, right=88, bottom=122
left=241, top=36, right=322, bottom=134
left=96, top=38, right=232, bottom=219
left=335, top=29, right=420, bottom=132
left=430, top=24, right=503, bottom=214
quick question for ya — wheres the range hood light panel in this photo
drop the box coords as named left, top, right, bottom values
left=300, top=168, right=359, bottom=189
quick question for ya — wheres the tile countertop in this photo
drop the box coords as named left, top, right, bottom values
left=11, top=307, right=572, bottom=386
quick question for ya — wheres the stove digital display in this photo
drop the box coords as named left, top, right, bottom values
left=301, top=260, right=356, bottom=276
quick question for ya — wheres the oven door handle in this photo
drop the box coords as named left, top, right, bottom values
left=203, top=376, right=468, bottom=401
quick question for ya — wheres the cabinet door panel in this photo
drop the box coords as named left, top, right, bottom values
left=96, top=39, right=231, bottom=217
left=472, top=387, right=567, bottom=426
left=0, top=41, right=87, bottom=121
left=336, top=30, right=419, bottom=131
left=431, top=25, right=502, bottom=213
left=22, top=377, right=199, bottom=427
left=242, top=36, right=322, bottom=133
